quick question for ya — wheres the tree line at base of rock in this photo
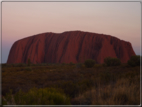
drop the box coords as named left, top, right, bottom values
left=83, top=55, right=141, bottom=68
left=2, top=55, right=141, bottom=68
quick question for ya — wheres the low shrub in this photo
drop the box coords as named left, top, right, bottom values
left=127, top=55, right=140, bottom=67
left=39, top=63, right=47, bottom=66
left=3, top=87, right=71, bottom=105
left=24, top=67, right=32, bottom=71
left=27, top=59, right=31, bottom=66
left=2, top=64, right=13, bottom=67
left=62, top=63, right=66, bottom=65
left=95, top=64, right=103, bottom=68
left=69, top=62, right=74, bottom=65
left=104, top=57, right=121, bottom=66
left=14, top=63, right=26, bottom=67
left=84, top=59, right=95, bottom=68
left=2, top=64, right=7, bottom=67
left=76, top=63, right=83, bottom=68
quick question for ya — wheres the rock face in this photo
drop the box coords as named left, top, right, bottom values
left=7, top=31, right=136, bottom=64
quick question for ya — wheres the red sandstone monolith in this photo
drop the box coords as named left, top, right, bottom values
left=7, top=31, right=136, bottom=64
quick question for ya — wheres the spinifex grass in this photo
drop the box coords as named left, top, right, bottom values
left=2, top=63, right=140, bottom=105
left=3, top=87, right=71, bottom=105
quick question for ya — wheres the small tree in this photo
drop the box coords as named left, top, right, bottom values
left=104, top=57, right=121, bottom=66
left=127, top=55, right=140, bottom=67
left=84, top=59, right=95, bottom=68
left=28, top=58, right=31, bottom=66
left=70, top=62, right=74, bottom=65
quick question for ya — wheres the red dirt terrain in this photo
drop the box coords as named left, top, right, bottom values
left=7, top=31, right=136, bottom=64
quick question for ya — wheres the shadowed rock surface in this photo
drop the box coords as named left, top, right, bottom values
left=7, top=31, right=136, bottom=64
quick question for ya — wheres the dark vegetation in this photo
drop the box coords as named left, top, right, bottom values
left=104, top=57, right=121, bottom=66
left=84, top=59, right=95, bottom=68
left=27, top=58, right=31, bottom=66
left=3, top=87, right=70, bottom=105
left=2, top=56, right=140, bottom=105
left=127, top=55, right=141, bottom=67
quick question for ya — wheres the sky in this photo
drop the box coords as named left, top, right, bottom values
left=1, top=1, right=141, bottom=63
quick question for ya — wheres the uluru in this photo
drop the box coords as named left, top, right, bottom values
left=7, top=31, right=136, bottom=64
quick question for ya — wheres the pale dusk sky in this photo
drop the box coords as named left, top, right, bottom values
left=1, top=1, right=141, bottom=63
